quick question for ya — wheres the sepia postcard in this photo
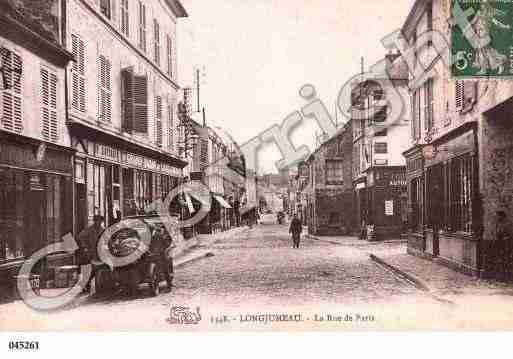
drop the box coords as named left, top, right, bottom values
left=2, top=0, right=513, bottom=339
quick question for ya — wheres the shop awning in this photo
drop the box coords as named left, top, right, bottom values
left=213, top=195, right=232, bottom=209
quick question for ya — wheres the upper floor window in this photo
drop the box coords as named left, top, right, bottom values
left=412, top=89, right=421, bottom=140
left=41, top=67, right=58, bottom=142
left=138, top=1, right=147, bottom=52
left=71, top=34, right=86, bottom=112
left=120, top=0, right=129, bottom=37
left=100, top=0, right=111, bottom=19
left=121, top=67, right=148, bottom=135
left=374, top=142, right=388, bottom=154
left=325, top=160, right=343, bottom=185
left=424, top=78, right=434, bottom=132
left=153, top=19, right=160, bottom=66
left=166, top=34, right=173, bottom=78
left=167, top=101, right=174, bottom=150
left=1, top=48, right=23, bottom=133
left=98, top=55, right=111, bottom=122
left=155, top=95, right=162, bottom=147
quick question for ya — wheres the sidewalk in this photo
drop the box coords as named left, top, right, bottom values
left=305, top=233, right=406, bottom=246
left=370, top=250, right=508, bottom=296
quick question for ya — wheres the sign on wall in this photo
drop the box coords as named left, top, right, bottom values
left=385, top=200, right=394, bottom=216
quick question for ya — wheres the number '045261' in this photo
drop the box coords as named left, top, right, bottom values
left=8, top=341, right=39, bottom=350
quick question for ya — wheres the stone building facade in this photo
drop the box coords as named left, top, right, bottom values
left=304, top=122, right=354, bottom=236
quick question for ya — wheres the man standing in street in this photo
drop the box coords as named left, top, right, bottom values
left=77, top=214, right=105, bottom=293
left=289, top=214, right=303, bottom=249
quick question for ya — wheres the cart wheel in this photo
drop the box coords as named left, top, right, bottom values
left=150, top=269, right=160, bottom=297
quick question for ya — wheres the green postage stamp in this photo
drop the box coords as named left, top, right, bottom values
left=452, top=0, right=513, bottom=77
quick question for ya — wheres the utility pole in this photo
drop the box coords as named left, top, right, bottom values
left=202, top=107, right=206, bottom=127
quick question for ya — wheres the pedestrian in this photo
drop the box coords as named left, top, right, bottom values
left=77, top=214, right=105, bottom=293
left=359, top=218, right=367, bottom=240
left=289, top=214, right=302, bottom=249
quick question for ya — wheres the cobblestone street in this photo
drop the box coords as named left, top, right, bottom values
left=2, top=221, right=513, bottom=330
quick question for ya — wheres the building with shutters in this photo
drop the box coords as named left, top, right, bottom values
left=350, top=53, right=410, bottom=241
left=63, top=0, right=189, bottom=233
left=401, top=0, right=513, bottom=278
left=0, top=0, right=75, bottom=294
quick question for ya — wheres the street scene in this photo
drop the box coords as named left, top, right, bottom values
left=3, top=215, right=513, bottom=330
left=3, top=0, right=513, bottom=334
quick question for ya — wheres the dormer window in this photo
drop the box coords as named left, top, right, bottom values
left=100, top=0, right=111, bottom=19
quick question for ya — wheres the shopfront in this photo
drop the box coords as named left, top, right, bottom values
left=404, top=145, right=426, bottom=256
left=364, top=166, right=407, bottom=241
left=0, top=134, right=74, bottom=293
left=71, top=132, right=185, bottom=232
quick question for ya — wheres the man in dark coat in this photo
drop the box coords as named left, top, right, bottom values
left=289, top=214, right=303, bottom=249
left=77, top=215, right=105, bottom=293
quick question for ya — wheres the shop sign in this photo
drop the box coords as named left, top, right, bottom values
left=144, top=158, right=160, bottom=171
left=95, top=143, right=120, bottom=162
left=161, top=163, right=181, bottom=177
left=124, top=152, right=144, bottom=168
left=425, top=130, right=475, bottom=167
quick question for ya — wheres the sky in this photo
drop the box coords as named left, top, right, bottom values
left=177, top=0, right=414, bottom=174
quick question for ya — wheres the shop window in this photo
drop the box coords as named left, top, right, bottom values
left=123, top=168, right=136, bottom=216
left=46, top=175, right=63, bottom=244
left=0, top=169, right=25, bottom=260
left=410, top=177, right=423, bottom=232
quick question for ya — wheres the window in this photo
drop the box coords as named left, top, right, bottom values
left=374, top=142, right=388, bottom=154
left=138, top=1, right=146, bottom=52
left=120, top=0, right=129, bottom=37
left=167, top=101, right=174, bottom=150
left=446, top=154, right=475, bottom=233
left=325, top=160, right=343, bottom=184
left=0, top=169, right=26, bottom=260
left=375, top=129, right=387, bottom=136
left=424, top=78, right=434, bottom=132
left=412, top=89, right=421, bottom=140
left=71, top=34, right=86, bottom=112
left=373, top=106, right=387, bottom=123
left=98, top=55, right=111, bottom=122
left=100, top=0, right=111, bottom=19
left=410, top=177, right=424, bottom=231
left=166, top=34, right=173, bottom=78
left=155, top=95, right=162, bottom=146
left=121, top=67, right=148, bottom=134
left=153, top=19, right=160, bottom=65
left=41, top=67, right=58, bottom=142
left=455, top=80, right=477, bottom=113
left=1, top=49, right=23, bottom=133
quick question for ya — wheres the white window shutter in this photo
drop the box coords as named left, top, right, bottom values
left=1, top=50, right=23, bottom=133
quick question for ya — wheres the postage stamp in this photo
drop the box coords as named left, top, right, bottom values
left=452, top=0, right=513, bottom=77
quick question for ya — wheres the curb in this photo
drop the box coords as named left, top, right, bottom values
left=369, top=253, right=431, bottom=292
left=306, top=234, right=407, bottom=246
left=174, top=251, right=214, bottom=268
